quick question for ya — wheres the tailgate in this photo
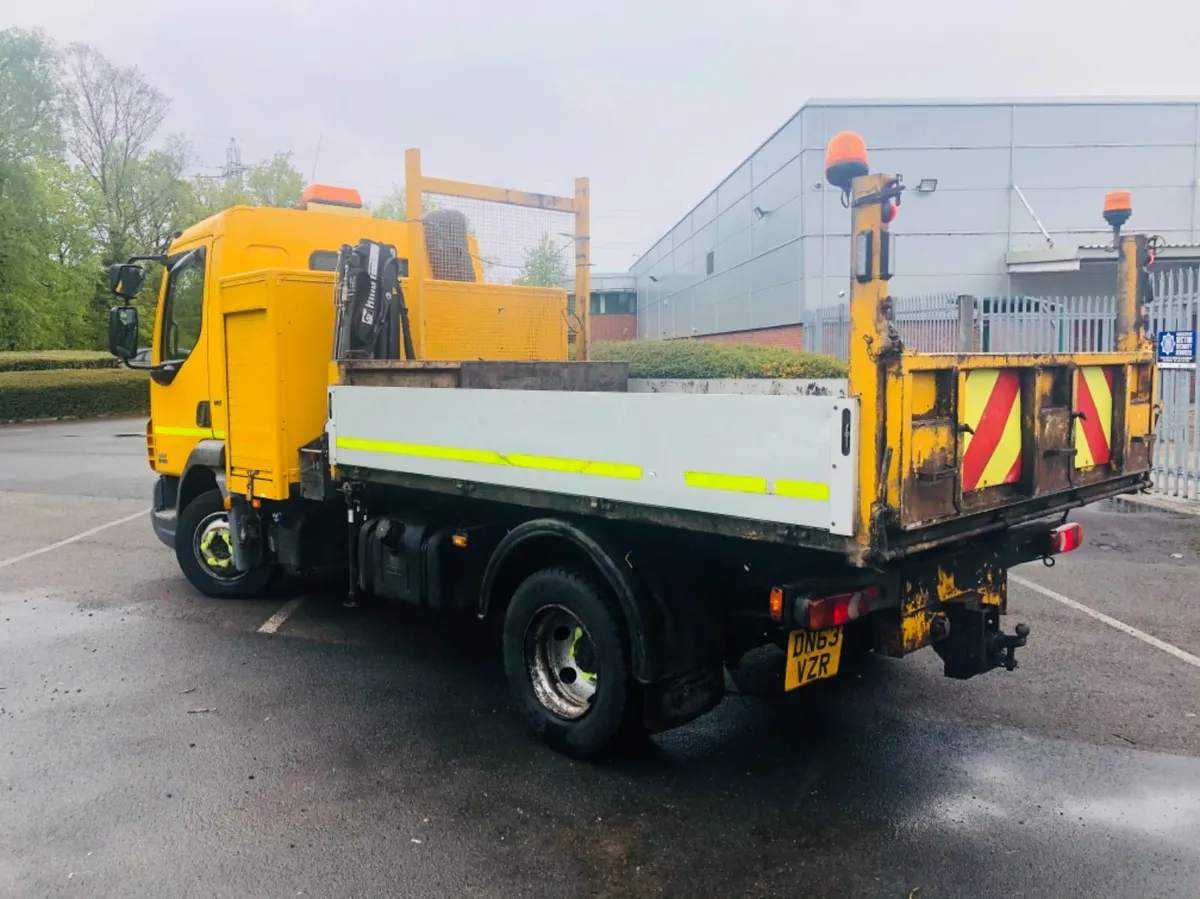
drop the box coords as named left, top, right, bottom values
left=892, top=351, right=1155, bottom=531
left=839, top=164, right=1157, bottom=561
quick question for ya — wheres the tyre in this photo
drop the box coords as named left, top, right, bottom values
left=175, top=489, right=276, bottom=599
left=502, top=567, right=641, bottom=759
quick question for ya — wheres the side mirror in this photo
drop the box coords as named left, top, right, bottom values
left=109, top=262, right=146, bottom=300
left=108, top=305, right=139, bottom=359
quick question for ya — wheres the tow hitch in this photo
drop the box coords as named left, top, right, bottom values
left=934, top=606, right=1031, bottom=679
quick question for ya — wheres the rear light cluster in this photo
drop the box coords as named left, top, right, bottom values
left=1048, top=521, right=1084, bottom=555
left=803, top=586, right=879, bottom=630
left=770, top=584, right=880, bottom=629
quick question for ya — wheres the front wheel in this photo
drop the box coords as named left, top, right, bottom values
left=175, top=489, right=276, bottom=599
left=502, top=566, right=642, bottom=759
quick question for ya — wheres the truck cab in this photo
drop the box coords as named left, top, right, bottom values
left=109, top=188, right=418, bottom=553
left=106, top=174, right=571, bottom=595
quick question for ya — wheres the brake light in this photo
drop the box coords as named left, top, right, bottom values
left=802, top=586, right=879, bottom=630
left=1048, top=522, right=1084, bottom=555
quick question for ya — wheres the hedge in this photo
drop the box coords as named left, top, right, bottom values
left=0, top=350, right=119, bottom=373
left=589, top=340, right=848, bottom=380
left=0, top=368, right=150, bottom=422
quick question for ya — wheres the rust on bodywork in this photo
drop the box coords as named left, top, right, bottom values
left=879, top=542, right=1008, bottom=657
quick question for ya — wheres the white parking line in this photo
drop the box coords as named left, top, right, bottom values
left=0, top=509, right=147, bottom=569
left=1011, top=573, right=1200, bottom=671
left=257, top=596, right=306, bottom=635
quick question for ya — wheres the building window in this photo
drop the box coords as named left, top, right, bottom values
left=587, top=292, right=635, bottom=315
left=706, top=251, right=714, bottom=276
left=607, top=292, right=635, bottom=314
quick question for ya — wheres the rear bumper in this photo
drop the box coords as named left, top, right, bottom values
left=151, top=475, right=178, bottom=548
left=879, top=518, right=1069, bottom=677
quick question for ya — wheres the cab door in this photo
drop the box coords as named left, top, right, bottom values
left=149, top=243, right=215, bottom=477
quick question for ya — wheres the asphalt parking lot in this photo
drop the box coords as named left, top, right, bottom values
left=3, top=418, right=1200, bottom=898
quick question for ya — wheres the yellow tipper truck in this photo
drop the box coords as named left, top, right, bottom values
left=106, top=136, right=1157, bottom=758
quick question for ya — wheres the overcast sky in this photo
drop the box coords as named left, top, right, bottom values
left=10, top=0, right=1200, bottom=270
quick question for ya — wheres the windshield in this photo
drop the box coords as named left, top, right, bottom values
left=160, top=249, right=206, bottom=363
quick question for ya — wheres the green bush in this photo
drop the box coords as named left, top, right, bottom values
left=0, top=368, right=150, bottom=422
left=0, top=350, right=119, bottom=373
left=590, top=340, right=848, bottom=380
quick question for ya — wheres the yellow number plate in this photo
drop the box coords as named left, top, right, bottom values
left=785, top=627, right=843, bottom=690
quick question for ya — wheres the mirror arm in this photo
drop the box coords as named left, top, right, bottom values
left=122, top=350, right=152, bottom=371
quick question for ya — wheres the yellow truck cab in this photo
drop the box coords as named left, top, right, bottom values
left=147, top=189, right=420, bottom=477
left=106, top=175, right=569, bottom=595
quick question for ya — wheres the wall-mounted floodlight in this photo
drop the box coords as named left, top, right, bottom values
left=753, top=206, right=768, bottom=219
left=648, top=275, right=659, bottom=282
left=917, top=178, right=938, bottom=193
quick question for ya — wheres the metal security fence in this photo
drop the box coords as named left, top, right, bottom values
left=1149, top=269, right=1199, bottom=500
left=978, top=295, right=1117, bottom=354
left=802, top=270, right=1199, bottom=500
left=803, top=303, right=851, bottom=360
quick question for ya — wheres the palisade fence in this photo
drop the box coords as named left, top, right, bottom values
left=802, top=269, right=1199, bottom=500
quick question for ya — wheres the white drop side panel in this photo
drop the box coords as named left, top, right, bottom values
left=328, top=386, right=858, bottom=536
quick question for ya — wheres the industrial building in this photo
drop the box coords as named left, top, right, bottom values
left=629, top=99, right=1200, bottom=347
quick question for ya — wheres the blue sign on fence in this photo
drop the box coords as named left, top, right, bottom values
left=1157, top=330, right=1197, bottom=370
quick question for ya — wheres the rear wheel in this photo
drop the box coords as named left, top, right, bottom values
left=502, top=567, right=641, bottom=759
left=175, top=489, right=275, bottom=599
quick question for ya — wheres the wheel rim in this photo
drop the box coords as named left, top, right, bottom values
left=193, top=511, right=239, bottom=580
left=524, top=605, right=598, bottom=720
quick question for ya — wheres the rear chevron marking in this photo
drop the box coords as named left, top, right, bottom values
left=962, top=369, right=1023, bottom=491
left=1075, top=366, right=1114, bottom=469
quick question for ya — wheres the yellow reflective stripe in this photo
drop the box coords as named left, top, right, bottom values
left=685, top=471, right=830, bottom=501
left=335, top=436, right=642, bottom=480
left=506, top=454, right=642, bottom=480
left=684, top=471, right=768, bottom=494
left=154, top=426, right=214, bottom=438
left=213, top=430, right=226, bottom=440
left=774, top=479, right=830, bottom=501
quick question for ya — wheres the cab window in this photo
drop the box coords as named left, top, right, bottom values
left=161, top=249, right=206, bottom=362
left=309, top=250, right=339, bottom=271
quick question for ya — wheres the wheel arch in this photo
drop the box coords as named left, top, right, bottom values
left=177, top=439, right=227, bottom=515
left=480, top=518, right=724, bottom=685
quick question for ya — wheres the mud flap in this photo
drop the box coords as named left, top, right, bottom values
left=641, top=665, right=724, bottom=735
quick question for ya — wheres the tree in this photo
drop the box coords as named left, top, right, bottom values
left=0, top=28, right=61, bottom=162
left=126, top=137, right=195, bottom=251
left=30, top=157, right=100, bottom=347
left=192, top=152, right=305, bottom=219
left=0, top=33, right=315, bottom=351
left=245, top=151, right=303, bottom=208
left=190, top=173, right=250, bottom=220
left=0, top=29, right=73, bottom=350
left=514, top=232, right=568, bottom=288
left=371, top=184, right=441, bottom=221
left=62, top=42, right=170, bottom=261
left=373, top=184, right=407, bottom=221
